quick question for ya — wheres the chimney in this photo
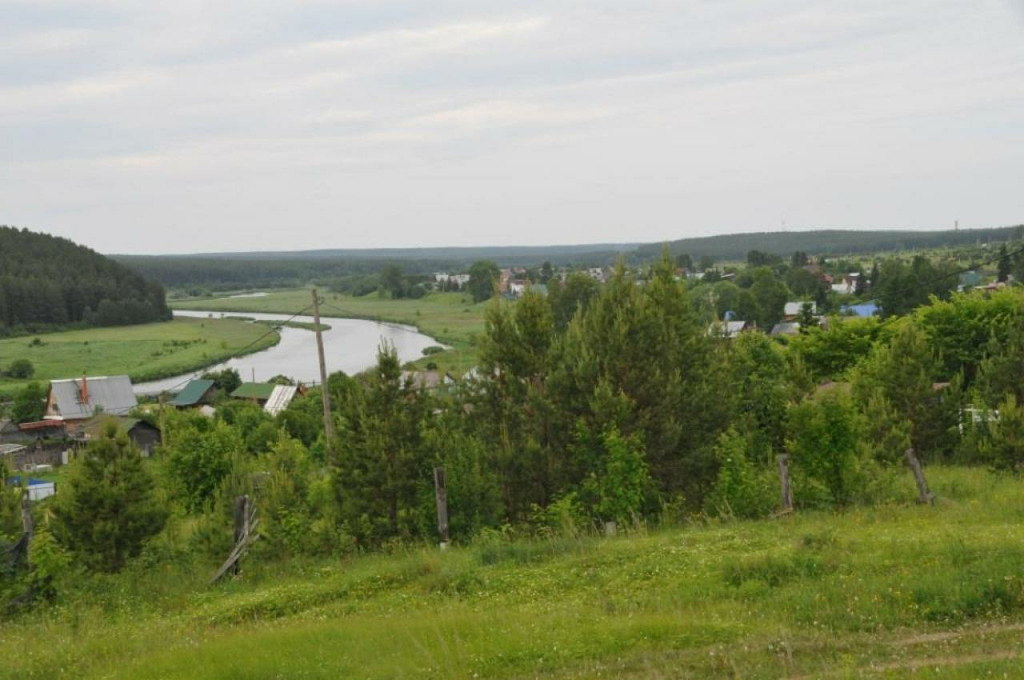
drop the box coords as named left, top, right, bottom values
left=80, top=376, right=89, bottom=404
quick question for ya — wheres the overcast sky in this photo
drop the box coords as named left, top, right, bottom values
left=2, top=1, right=1023, bottom=255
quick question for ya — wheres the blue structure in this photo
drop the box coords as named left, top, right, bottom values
left=840, top=302, right=880, bottom=318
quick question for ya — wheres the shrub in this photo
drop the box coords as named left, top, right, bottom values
left=6, top=358, right=34, bottom=379
left=788, top=392, right=863, bottom=507
left=706, top=428, right=777, bottom=519
left=978, top=393, right=1024, bottom=473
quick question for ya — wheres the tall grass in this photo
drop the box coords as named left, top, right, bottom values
left=3, top=466, right=1024, bottom=678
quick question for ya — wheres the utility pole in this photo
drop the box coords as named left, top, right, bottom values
left=311, top=289, right=334, bottom=446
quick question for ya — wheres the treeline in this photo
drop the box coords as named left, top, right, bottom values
left=118, top=227, right=1024, bottom=294
left=0, top=227, right=171, bottom=335
left=117, top=254, right=618, bottom=294
left=637, top=225, right=1024, bottom=260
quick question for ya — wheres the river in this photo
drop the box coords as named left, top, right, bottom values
left=133, top=310, right=442, bottom=395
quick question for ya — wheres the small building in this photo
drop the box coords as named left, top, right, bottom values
left=16, top=420, right=66, bottom=441
left=783, top=301, right=816, bottom=320
left=0, top=443, right=27, bottom=460
left=264, top=385, right=300, bottom=416
left=401, top=370, right=457, bottom=392
left=840, top=302, right=880, bottom=318
left=708, top=320, right=752, bottom=339
left=0, top=419, right=25, bottom=443
left=6, top=476, right=55, bottom=502
left=231, top=382, right=277, bottom=405
left=77, top=416, right=162, bottom=456
left=170, top=379, right=217, bottom=408
left=770, top=322, right=802, bottom=337
left=830, top=273, right=860, bottom=295
left=45, top=376, right=138, bottom=426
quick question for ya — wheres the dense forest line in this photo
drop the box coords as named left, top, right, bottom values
left=638, top=225, right=1024, bottom=260
left=116, top=226, right=1023, bottom=293
left=114, top=252, right=625, bottom=293
left=0, top=227, right=171, bottom=335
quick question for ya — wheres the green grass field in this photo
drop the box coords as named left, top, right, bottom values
left=0, top=317, right=279, bottom=398
left=172, top=289, right=488, bottom=374
left=5, top=466, right=1024, bottom=679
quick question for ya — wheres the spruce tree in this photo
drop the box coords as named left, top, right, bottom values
left=52, top=423, right=167, bottom=572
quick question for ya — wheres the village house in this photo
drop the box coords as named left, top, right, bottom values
left=783, top=301, right=817, bottom=320
left=44, top=376, right=138, bottom=435
left=708, top=319, right=752, bottom=339
left=230, top=382, right=304, bottom=416
left=830, top=272, right=861, bottom=295
left=75, top=415, right=163, bottom=456
left=170, top=379, right=217, bottom=409
left=400, top=370, right=457, bottom=393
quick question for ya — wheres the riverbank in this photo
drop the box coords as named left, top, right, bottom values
left=0, top=317, right=280, bottom=398
left=172, top=289, right=486, bottom=374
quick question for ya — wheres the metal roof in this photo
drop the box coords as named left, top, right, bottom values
left=263, top=385, right=298, bottom=416
left=47, top=376, right=138, bottom=421
left=0, top=443, right=26, bottom=456
left=78, top=415, right=154, bottom=439
left=231, top=383, right=276, bottom=401
left=171, top=379, right=216, bottom=407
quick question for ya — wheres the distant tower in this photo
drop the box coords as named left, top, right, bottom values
left=955, top=220, right=959, bottom=231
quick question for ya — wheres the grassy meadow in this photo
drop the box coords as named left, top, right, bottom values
left=172, top=289, right=488, bottom=374
left=0, top=317, right=279, bottom=397
left=5, top=466, right=1024, bottom=679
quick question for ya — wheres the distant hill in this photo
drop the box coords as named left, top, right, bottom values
left=115, top=245, right=637, bottom=290
left=184, top=244, right=641, bottom=261
left=115, top=225, right=1024, bottom=291
left=636, top=225, right=1024, bottom=260
left=0, top=226, right=171, bottom=333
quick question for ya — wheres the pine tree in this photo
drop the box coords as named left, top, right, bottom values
left=52, top=423, right=167, bottom=572
left=334, top=344, right=429, bottom=546
left=997, top=244, right=1011, bottom=283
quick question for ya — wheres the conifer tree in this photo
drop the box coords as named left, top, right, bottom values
left=52, top=423, right=167, bottom=572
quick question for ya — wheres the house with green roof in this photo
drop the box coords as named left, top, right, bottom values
left=170, top=379, right=217, bottom=408
left=231, top=382, right=277, bottom=404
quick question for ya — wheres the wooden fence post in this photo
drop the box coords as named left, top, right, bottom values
left=905, top=448, right=934, bottom=504
left=433, top=467, right=449, bottom=549
left=777, top=454, right=794, bottom=513
left=20, top=493, right=33, bottom=540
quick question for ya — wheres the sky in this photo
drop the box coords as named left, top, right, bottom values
left=2, top=1, right=1023, bottom=255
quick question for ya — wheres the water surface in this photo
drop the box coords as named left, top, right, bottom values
left=134, top=310, right=440, bottom=395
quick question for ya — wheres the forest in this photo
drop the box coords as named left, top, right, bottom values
left=115, top=226, right=1024, bottom=295
left=0, top=226, right=171, bottom=336
left=638, top=224, right=1024, bottom=260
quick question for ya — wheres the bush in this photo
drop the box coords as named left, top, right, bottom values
left=706, top=428, right=777, bottom=519
left=788, top=392, right=864, bottom=507
left=6, top=358, right=34, bottom=379
left=978, top=393, right=1024, bottom=473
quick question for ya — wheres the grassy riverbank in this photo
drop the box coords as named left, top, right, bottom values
left=4, top=466, right=1024, bottom=678
left=172, top=289, right=487, bottom=374
left=0, top=317, right=279, bottom=398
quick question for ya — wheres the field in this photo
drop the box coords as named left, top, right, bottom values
left=0, top=317, right=279, bottom=398
left=172, top=289, right=488, bottom=374
left=5, top=466, right=1024, bottom=679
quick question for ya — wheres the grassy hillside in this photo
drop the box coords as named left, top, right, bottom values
left=4, top=466, right=1024, bottom=679
left=0, top=317, right=278, bottom=397
left=172, top=289, right=487, bottom=374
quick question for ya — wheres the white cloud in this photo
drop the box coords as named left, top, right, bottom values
left=1, top=0, right=1022, bottom=253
